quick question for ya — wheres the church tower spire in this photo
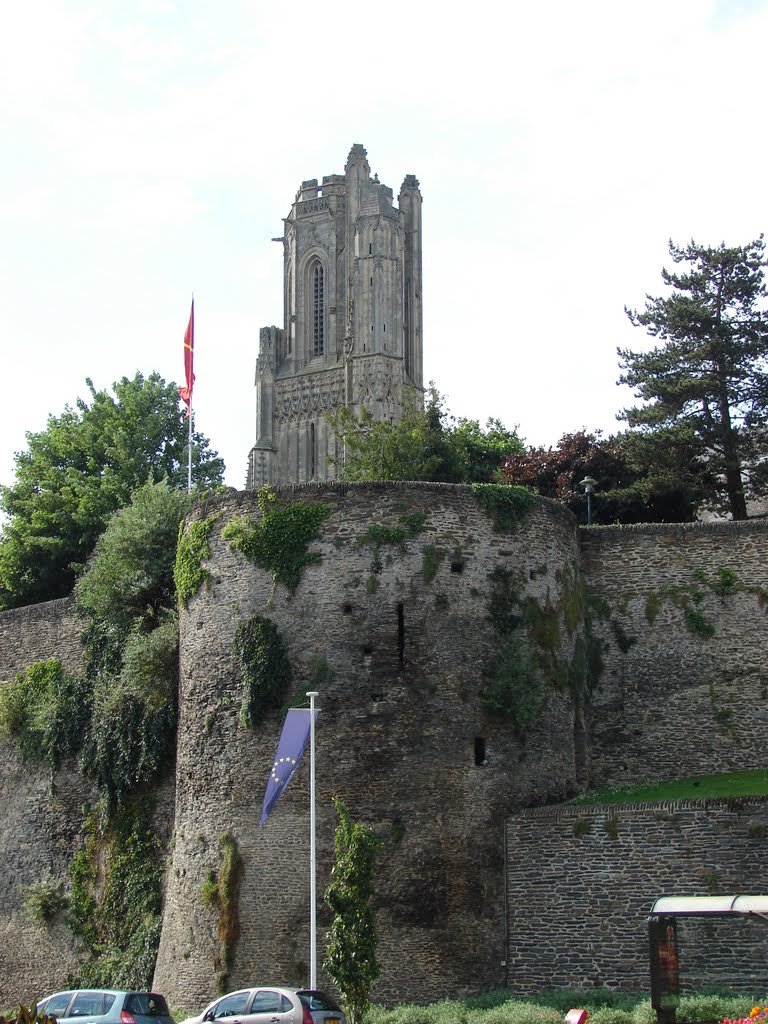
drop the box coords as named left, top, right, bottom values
left=247, top=145, right=424, bottom=488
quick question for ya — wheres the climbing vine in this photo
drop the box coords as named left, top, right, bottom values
left=0, top=659, right=87, bottom=772
left=233, top=615, right=292, bottom=726
left=354, top=510, right=427, bottom=590
left=471, top=483, right=535, bottom=533
left=68, top=798, right=163, bottom=989
left=200, top=831, right=243, bottom=994
left=175, top=514, right=220, bottom=608
left=223, top=486, right=329, bottom=594
left=483, top=566, right=592, bottom=732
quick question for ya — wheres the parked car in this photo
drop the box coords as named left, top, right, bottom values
left=37, top=990, right=174, bottom=1024
left=180, top=988, right=345, bottom=1024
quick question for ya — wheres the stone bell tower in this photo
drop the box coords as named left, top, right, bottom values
left=247, top=144, right=423, bottom=487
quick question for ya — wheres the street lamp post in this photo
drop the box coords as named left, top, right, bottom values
left=579, top=476, right=597, bottom=525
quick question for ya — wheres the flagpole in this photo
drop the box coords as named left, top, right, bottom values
left=187, top=405, right=193, bottom=493
left=307, top=690, right=319, bottom=989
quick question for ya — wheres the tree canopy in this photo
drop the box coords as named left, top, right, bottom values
left=619, top=236, right=768, bottom=520
left=333, top=385, right=523, bottom=484
left=76, top=479, right=189, bottom=804
left=502, top=429, right=708, bottom=524
left=0, top=372, right=224, bottom=608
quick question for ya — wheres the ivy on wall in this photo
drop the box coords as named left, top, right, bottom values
left=471, top=483, right=535, bottom=533
left=68, top=797, right=163, bottom=989
left=200, top=832, right=243, bottom=994
left=0, top=659, right=87, bottom=773
left=175, top=514, right=220, bottom=608
left=483, top=566, right=592, bottom=732
left=354, top=511, right=427, bottom=591
left=223, top=486, right=329, bottom=594
left=233, top=615, right=292, bottom=727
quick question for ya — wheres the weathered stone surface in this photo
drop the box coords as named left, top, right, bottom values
left=153, top=483, right=582, bottom=1009
left=506, top=799, right=768, bottom=995
left=1, top=490, right=767, bottom=1007
left=581, top=520, right=768, bottom=787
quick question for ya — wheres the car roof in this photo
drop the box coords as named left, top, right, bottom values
left=43, top=991, right=164, bottom=1001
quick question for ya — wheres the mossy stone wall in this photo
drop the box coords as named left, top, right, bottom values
left=580, top=520, right=768, bottom=788
left=154, top=482, right=583, bottom=1009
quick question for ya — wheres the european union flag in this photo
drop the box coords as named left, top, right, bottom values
left=260, top=707, right=318, bottom=827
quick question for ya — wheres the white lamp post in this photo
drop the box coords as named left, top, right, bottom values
left=579, top=476, right=597, bottom=525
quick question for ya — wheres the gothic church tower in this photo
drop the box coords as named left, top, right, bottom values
left=247, top=144, right=423, bottom=487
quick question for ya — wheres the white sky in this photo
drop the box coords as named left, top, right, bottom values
left=1, top=0, right=767, bottom=490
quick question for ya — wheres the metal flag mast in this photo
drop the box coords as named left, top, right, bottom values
left=307, top=690, right=319, bottom=988
left=259, top=691, right=320, bottom=987
left=187, top=404, right=193, bottom=494
left=187, top=294, right=194, bottom=493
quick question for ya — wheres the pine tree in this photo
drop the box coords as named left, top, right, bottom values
left=619, top=236, right=768, bottom=519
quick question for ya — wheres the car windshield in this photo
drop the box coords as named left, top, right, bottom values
left=296, top=992, right=341, bottom=1013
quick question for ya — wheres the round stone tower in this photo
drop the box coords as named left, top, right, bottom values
left=154, top=482, right=586, bottom=1008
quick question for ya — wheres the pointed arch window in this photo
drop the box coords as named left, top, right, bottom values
left=312, top=262, right=325, bottom=357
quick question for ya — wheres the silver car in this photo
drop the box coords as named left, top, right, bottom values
left=180, top=988, right=345, bottom=1024
left=38, top=991, right=173, bottom=1024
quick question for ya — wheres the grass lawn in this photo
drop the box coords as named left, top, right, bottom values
left=568, top=768, right=768, bottom=805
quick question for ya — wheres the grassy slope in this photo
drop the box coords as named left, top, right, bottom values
left=568, top=769, right=768, bottom=805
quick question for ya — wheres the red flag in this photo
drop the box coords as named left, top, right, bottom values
left=179, top=300, right=195, bottom=415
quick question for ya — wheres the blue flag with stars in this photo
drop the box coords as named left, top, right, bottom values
left=260, top=707, right=318, bottom=827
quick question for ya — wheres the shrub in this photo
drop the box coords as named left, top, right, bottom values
left=21, top=877, right=67, bottom=924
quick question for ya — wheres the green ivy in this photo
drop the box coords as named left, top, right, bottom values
left=233, top=615, right=292, bottom=727
left=471, top=483, right=535, bottom=533
left=355, top=512, right=427, bottom=558
left=81, top=616, right=179, bottom=806
left=354, top=511, right=426, bottom=590
left=68, top=798, right=163, bottom=989
left=283, top=659, right=334, bottom=715
left=422, top=544, right=445, bottom=583
left=0, top=659, right=87, bottom=771
left=175, top=514, right=220, bottom=608
left=211, top=832, right=243, bottom=994
left=223, top=486, right=329, bottom=594
left=483, top=567, right=592, bottom=731
left=483, top=634, right=543, bottom=727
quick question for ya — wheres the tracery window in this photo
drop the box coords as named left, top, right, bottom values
left=312, top=263, right=324, bottom=356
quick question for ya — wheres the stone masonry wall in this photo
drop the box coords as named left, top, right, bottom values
left=2, top=495, right=768, bottom=1007
left=505, top=799, right=768, bottom=995
left=0, top=598, right=91, bottom=1005
left=0, top=596, right=85, bottom=681
left=0, top=599, right=176, bottom=1008
left=153, top=482, right=584, bottom=1010
left=580, top=520, right=768, bottom=788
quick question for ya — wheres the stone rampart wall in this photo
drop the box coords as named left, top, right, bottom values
left=153, top=482, right=584, bottom=1010
left=580, top=520, right=768, bottom=788
left=0, top=596, right=84, bottom=681
left=505, top=798, right=768, bottom=995
left=1, top=495, right=768, bottom=1007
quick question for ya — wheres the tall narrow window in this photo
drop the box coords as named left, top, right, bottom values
left=397, top=603, right=405, bottom=669
left=310, top=423, right=316, bottom=479
left=312, top=263, right=324, bottom=356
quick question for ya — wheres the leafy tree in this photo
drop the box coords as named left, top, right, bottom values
left=75, top=480, right=190, bottom=804
left=324, top=799, right=381, bottom=1024
left=334, top=385, right=522, bottom=483
left=502, top=430, right=706, bottom=524
left=0, top=371, right=224, bottom=608
left=619, top=236, right=768, bottom=520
